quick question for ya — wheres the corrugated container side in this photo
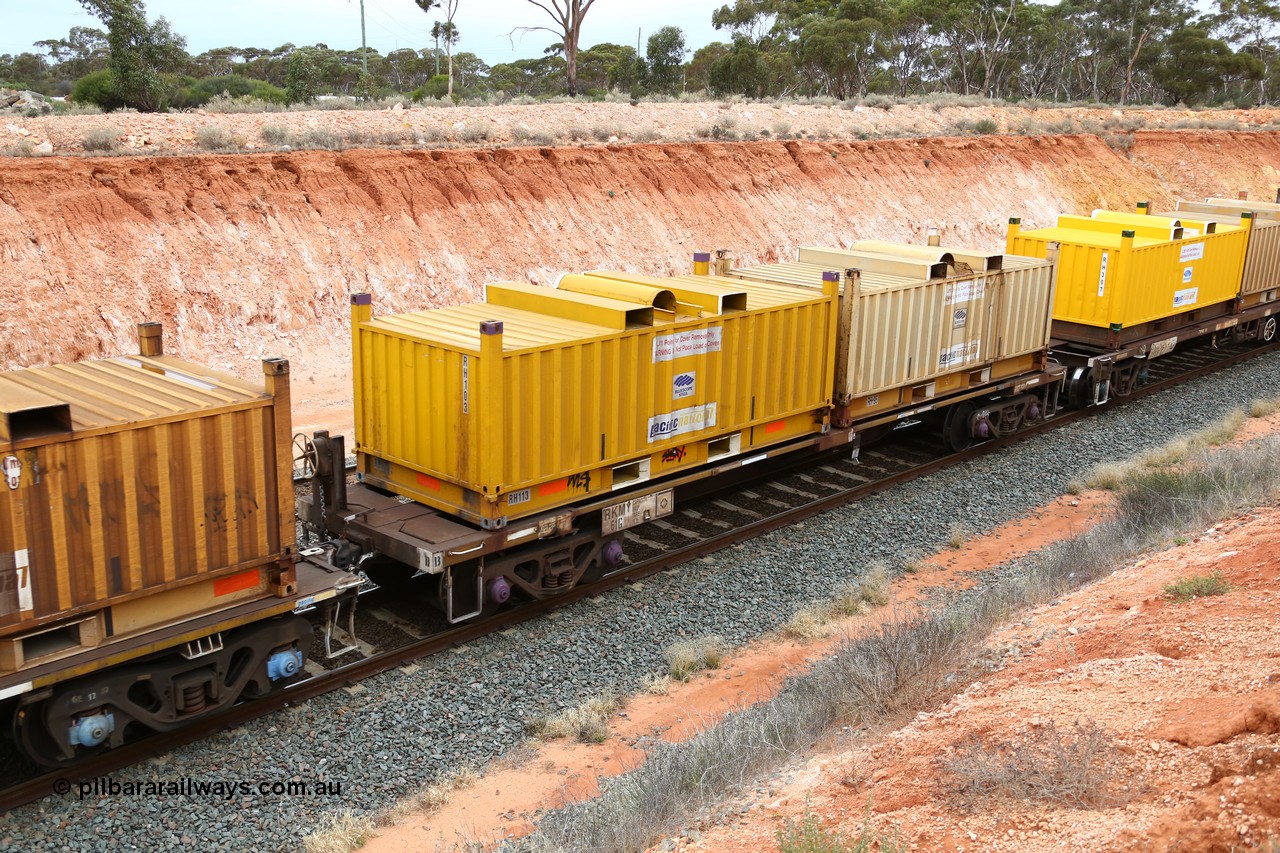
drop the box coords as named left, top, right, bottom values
left=353, top=282, right=838, bottom=521
left=1240, top=219, right=1280, bottom=296
left=729, top=261, right=995, bottom=397
left=0, top=357, right=287, bottom=637
left=992, top=257, right=1056, bottom=359
left=853, top=277, right=992, bottom=395
left=1007, top=221, right=1247, bottom=329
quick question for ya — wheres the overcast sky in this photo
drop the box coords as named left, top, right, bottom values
left=3, top=1, right=726, bottom=63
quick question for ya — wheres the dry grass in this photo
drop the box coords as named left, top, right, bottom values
left=1250, top=396, right=1280, bottom=418
left=528, top=692, right=624, bottom=743
left=944, top=719, right=1126, bottom=809
left=520, top=436, right=1280, bottom=853
left=640, top=673, right=672, bottom=695
left=784, top=608, right=833, bottom=639
left=665, top=635, right=728, bottom=681
left=82, top=127, right=120, bottom=152
left=1085, top=409, right=1247, bottom=489
left=947, top=522, right=968, bottom=549
left=195, top=125, right=237, bottom=151
left=784, top=564, right=893, bottom=638
left=302, top=810, right=376, bottom=853
left=376, top=765, right=482, bottom=828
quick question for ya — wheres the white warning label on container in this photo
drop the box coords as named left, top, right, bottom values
left=944, top=280, right=985, bottom=306
left=1, top=548, right=31, bottom=617
left=1179, top=242, right=1205, bottom=263
left=652, top=326, right=722, bottom=363
left=1097, top=252, right=1109, bottom=297
left=1182, top=266, right=1194, bottom=284
left=647, top=403, right=717, bottom=442
left=1173, top=287, right=1199, bottom=308
left=938, top=340, right=981, bottom=369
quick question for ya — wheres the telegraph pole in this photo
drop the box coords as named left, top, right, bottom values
left=360, top=0, right=369, bottom=74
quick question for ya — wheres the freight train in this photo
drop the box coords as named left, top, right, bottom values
left=2, top=194, right=1276, bottom=766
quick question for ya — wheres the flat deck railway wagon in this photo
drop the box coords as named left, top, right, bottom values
left=1007, top=199, right=1280, bottom=406
left=0, top=325, right=359, bottom=766
left=301, top=238, right=1064, bottom=623
left=309, top=272, right=843, bottom=622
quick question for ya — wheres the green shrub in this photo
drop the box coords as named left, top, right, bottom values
left=973, top=118, right=999, bottom=134
left=71, top=70, right=124, bottom=112
left=777, top=804, right=904, bottom=853
left=1162, top=570, right=1230, bottom=602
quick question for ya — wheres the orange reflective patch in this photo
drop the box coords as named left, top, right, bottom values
left=765, top=419, right=787, bottom=434
left=539, top=479, right=567, bottom=496
left=416, top=473, right=442, bottom=490
left=214, top=569, right=260, bottom=597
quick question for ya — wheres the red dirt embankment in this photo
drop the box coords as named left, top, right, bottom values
left=3, top=130, right=1279, bottom=432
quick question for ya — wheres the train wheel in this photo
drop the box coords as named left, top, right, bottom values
left=1067, top=367, right=1098, bottom=409
left=1262, top=317, right=1277, bottom=344
left=942, top=402, right=976, bottom=453
left=11, top=698, right=82, bottom=767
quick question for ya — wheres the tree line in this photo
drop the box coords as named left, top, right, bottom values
left=2, top=0, right=1278, bottom=111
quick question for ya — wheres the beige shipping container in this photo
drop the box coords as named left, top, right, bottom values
left=351, top=274, right=839, bottom=528
left=729, top=243, right=1053, bottom=410
left=0, top=325, right=296, bottom=644
left=833, top=241, right=1055, bottom=361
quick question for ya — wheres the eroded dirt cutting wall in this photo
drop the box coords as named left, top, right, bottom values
left=3, top=130, right=1279, bottom=432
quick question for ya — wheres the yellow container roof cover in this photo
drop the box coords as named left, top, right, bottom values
left=1015, top=226, right=1170, bottom=249
left=364, top=303, right=614, bottom=352
left=665, top=274, right=829, bottom=308
left=0, top=355, right=268, bottom=433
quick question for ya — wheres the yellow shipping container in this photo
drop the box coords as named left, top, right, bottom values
left=1007, top=212, right=1247, bottom=332
left=0, top=324, right=295, bottom=645
left=351, top=275, right=839, bottom=528
left=1173, top=200, right=1280, bottom=302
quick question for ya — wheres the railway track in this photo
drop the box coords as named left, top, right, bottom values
left=0, top=338, right=1268, bottom=814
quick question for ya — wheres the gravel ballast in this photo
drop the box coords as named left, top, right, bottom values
left=3, top=349, right=1279, bottom=852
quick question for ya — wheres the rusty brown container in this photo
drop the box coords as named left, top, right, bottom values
left=0, top=325, right=295, bottom=648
